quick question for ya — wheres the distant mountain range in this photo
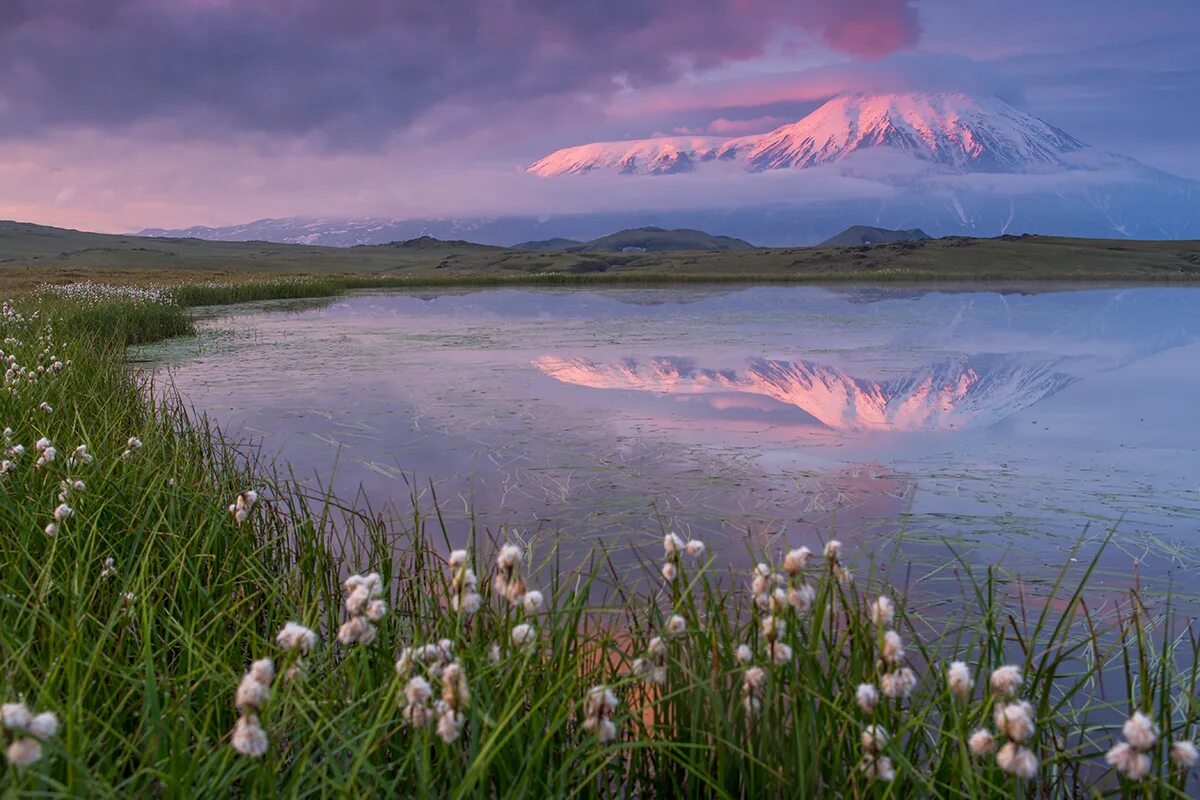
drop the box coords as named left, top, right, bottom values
left=140, top=91, right=1200, bottom=246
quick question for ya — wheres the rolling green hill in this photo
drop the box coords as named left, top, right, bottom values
left=820, top=225, right=933, bottom=247
left=1, top=219, right=1198, bottom=290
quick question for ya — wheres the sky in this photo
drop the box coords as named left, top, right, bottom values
left=0, top=0, right=1197, bottom=232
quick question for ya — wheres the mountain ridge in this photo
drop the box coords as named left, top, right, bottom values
left=528, top=92, right=1089, bottom=177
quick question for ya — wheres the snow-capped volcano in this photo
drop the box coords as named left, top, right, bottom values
left=528, top=92, right=1089, bottom=176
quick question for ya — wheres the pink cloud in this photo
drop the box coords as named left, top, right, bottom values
left=706, top=116, right=790, bottom=135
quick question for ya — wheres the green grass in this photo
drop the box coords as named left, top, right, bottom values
left=0, top=283, right=1197, bottom=797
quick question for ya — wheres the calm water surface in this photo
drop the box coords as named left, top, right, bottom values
left=142, top=286, right=1200, bottom=601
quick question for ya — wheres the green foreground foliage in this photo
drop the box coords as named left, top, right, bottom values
left=0, top=283, right=1197, bottom=798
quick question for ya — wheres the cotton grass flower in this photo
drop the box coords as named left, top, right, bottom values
left=395, top=640, right=456, bottom=679
left=783, top=546, right=811, bottom=576
left=665, top=614, right=686, bottom=638
left=448, top=551, right=482, bottom=616
left=881, top=630, right=904, bottom=665
left=996, top=742, right=1039, bottom=779
left=339, top=572, right=385, bottom=645
left=663, top=533, right=685, bottom=558
left=788, top=583, right=816, bottom=614
left=1123, top=711, right=1158, bottom=751
left=1105, top=710, right=1160, bottom=780
left=511, top=623, right=535, bottom=649
left=859, top=725, right=894, bottom=782
left=1171, top=740, right=1199, bottom=768
left=338, top=616, right=377, bottom=646
left=856, top=683, right=879, bottom=714
left=402, top=676, right=434, bottom=727
left=751, top=563, right=771, bottom=595
left=869, top=596, right=895, bottom=627
left=227, top=489, right=259, bottom=525
left=969, top=728, right=996, bottom=756
left=2, top=703, right=32, bottom=730
left=768, top=642, right=793, bottom=665
left=860, top=754, right=896, bottom=782
left=276, top=622, right=318, bottom=655
left=742, top=667, right=767, bottom=715
left=635, top=635, right=670, bottom=685
left=684, top=538, right=705, bottom=557
left=735, top=644, right=753, bottom=664
left=43, top=523, right=57, bottom=537
left=823, top=539, right=852, bottom=582
left=861, top=724, right=888, bottom=754
left=230, top=658, right=274, bottom=757
left=989, top=665, right=1023, bottom=697
left=5, top=738, right=42, bottom=767
left=35, top=446, right=55, bottom=469
left=1106, top=741, right=1151, bottom=780
left=522, top=590, right=545, bottom=614
left=647, top=636, right=667, bottom=660
left=67, top=444, right=92, bottom=467
left=582, top=685, right=619, bottom=743
left=947, top=661, right=973, bottom=699
left=497, top=543, right=522, bottom=569
left=52, top=503, right=73, bottom=522
left=661, top=562, right=677, bottom=581
left=761, top=615, right=784, bottom=642
left=235, top=658, right=274, bottom=712
left=493, top=542, right=527, bottom=604
left=230, top=714, right=268, bottom=758
left=880, top=668, right=917, bottom=699
left=994, top=700, right=1035, bottom=742
left=435, top=662, right=470, bottom=743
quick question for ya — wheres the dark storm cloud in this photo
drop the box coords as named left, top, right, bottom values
left=0, top=0, right=920, bottom=144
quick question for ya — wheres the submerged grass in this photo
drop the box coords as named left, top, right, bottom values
left=0, top=281, right=1198, bottom=797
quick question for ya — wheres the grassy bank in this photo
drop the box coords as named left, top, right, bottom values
left=1, top=283, right=1198, bottom=797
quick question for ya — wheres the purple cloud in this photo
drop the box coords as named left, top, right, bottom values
left=0, top=0, right=919, bottom=145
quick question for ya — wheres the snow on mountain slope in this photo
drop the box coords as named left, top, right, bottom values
left=529, top=92, right=1088, bottom=176
left=526, top=135, right=730, bottom=176
left=533, top=353, right=1077, bottom=432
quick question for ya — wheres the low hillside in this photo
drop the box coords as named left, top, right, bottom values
left=820, top=225, right=933, bottom=247
left=1, top=219, right=1198, bottom=289
left=520, top=227, right=756, bottom=253
left=513, top=237, right=585, bottom=251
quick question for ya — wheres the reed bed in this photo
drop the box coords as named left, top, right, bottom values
left=0, top=285, right=1196, bottom=797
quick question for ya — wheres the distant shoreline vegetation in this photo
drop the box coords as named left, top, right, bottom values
left=1, top=219, right=1199, bottom=290
left=0, top=281, right=1198, bottom=796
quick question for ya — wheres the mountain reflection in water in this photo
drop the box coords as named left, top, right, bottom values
left=139, top=286, right=1200, bottom=602
left=535, top=354, right=1077, bottom=432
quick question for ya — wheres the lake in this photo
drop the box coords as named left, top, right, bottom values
left=141, top=285, right=1200, bottom=604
